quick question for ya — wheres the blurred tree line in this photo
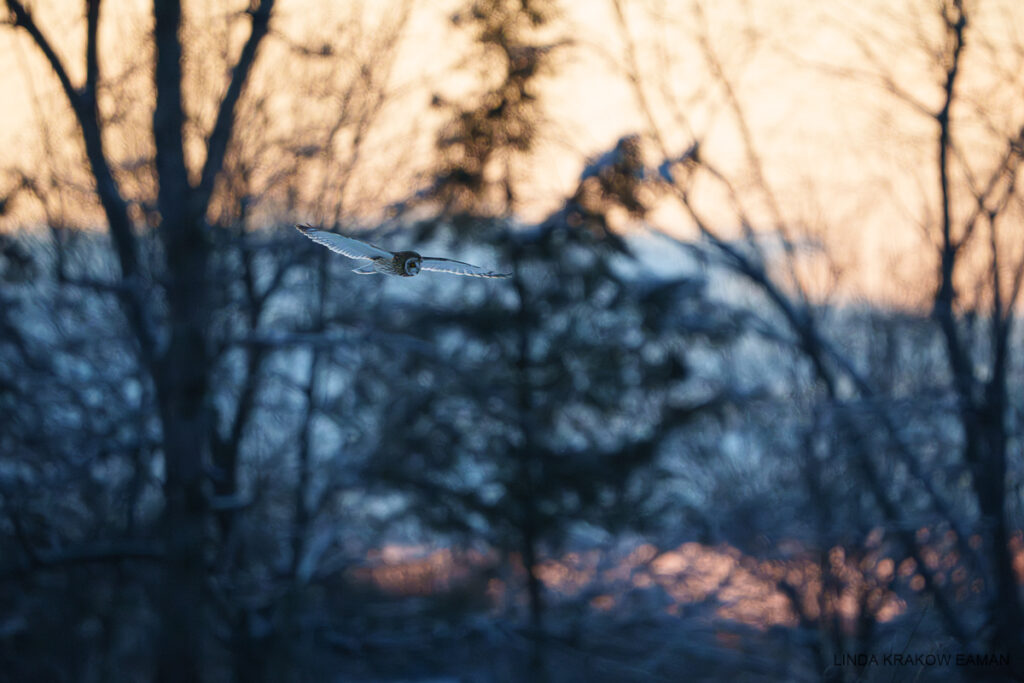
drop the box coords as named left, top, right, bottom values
left=2, top=1, right=1024, bottom=682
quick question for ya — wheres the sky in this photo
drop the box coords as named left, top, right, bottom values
left=2, top=0, right=1023, bottom=305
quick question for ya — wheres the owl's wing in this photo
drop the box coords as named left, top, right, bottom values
left=295, top=224, right=392, bottom=260
left=421, top=256, right=512, bottom=279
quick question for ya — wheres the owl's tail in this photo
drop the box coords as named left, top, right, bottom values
left=352, top=264, right=379, bottom=275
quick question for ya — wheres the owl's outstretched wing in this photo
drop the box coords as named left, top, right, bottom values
left=295, top=224, right=392, bottom=260
left=421, top=256, right=511, bottom=279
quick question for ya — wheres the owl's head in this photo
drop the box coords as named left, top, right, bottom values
left=400, top=253, right=422, bottom=276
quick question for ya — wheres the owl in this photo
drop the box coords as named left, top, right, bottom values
left=296, top=224, right=511, bottom=278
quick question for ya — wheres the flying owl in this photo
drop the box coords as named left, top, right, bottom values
left=295, top=225, right=511, bottom=279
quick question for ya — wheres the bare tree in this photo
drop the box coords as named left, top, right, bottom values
left=610, top=0, right=1024, bottom=676
left=4, top=0, right=275, bottom=678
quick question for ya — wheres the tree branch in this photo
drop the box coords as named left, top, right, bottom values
left=85, top=0, right=100, bottom=102
left=4, top=0, right=81, bottom=110
left=932, top=0, right=973, bottom=417
left=1, top=540, right=164, bottom=582
left=6, top=0, right=154, bottom=359
left=153, top=0, right=190, bottom=233
left=193, top=0, right=275, bottom=218
left=655, top=190, right=975, bottom=644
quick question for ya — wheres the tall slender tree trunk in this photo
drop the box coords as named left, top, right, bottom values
left=975, top=387, right=1024, bottom=670
left=512, top=261, right=547, bottom=682
left=155, top=227, right=210, bottom=683
left=153, top=1, right=210, bottom=680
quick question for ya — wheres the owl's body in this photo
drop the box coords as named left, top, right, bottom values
left=365, top=251, right=424, bottom=277
left=296, top=225, right=510, bottom=279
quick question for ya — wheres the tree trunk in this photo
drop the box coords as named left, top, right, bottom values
left=975, top=386, right=1024, bottom=672
left=155, top=230, right=210, bottom=683
left=153, top=1, right=210, bottom=681
left=512, top=264, right=547, bottom=682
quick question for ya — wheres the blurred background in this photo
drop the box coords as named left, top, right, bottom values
left=2, top=1, right=1024, bottom=681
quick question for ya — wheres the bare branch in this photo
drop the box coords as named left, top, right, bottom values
left=932, top=0, right=972, bottom=413
left=954, top=124, right=1024, bottom=250
left=690, top=2, right=785, bottom=232
left=655, top=185, right=976, bottom=643
left=6, top=0, right=154, bottom=359
left=153, top=0, right=190, bottom=231
left=609, top=0, right=668, bottom=156
left=85, top=0, right=100, bottom=100
left=194, top=0, right=276, bottom=218
left=4, top=0, right=82, bottom=111
left=1005, top=198, right=1024, bottom=321
left=1, top=540, right=164, bottom=582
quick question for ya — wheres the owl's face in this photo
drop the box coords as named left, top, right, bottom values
left=394, top=251, right=422, bottom=276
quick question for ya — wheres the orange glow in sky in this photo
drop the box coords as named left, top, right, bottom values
left=2, top=0, right=1024, bottom=304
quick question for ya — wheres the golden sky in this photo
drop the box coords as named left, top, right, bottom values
left=2, top=0, right=1023, bottom=305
